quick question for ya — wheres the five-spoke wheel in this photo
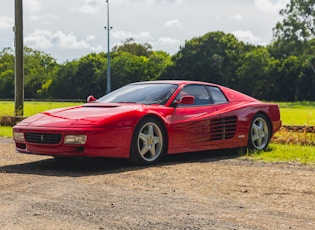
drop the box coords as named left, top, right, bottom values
left=130, top=117, right=166, bottom=165
left=248, top=114, right=270, bottom=151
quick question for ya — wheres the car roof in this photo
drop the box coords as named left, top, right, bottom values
left=131, top=80, right=259, bottom=103
left=131, top=80, right=218, bottom=87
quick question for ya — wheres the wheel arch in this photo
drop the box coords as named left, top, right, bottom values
left=136, top=113, right=169, bottom=148
left=133, top=114, right=169, bottom=153
left=247, top=111, right=272, bottom=151
left=253, top=111, right=273, bottom=137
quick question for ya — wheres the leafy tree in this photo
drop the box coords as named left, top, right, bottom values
left=23, top=47, right=58, bottom=99
left=0, top=48, right=15, bottom=98
left=169, top=31, right=246, bottom=86
left=75, top=53, right=107, bottom=98
left=275, top=56, right=302, bottom=101
left=236, top=47, right=279, bottom=100
left=110, top=40, right=172, bottom=89
left=146, top=51, right=172, bottom=81
left=273, top=0, right=315, bottom=71
left=271, top=0, right=315, bottom=100
left=112, top=38, right=152, bottom=57
left=295, top=68, right=315, bottom=100
left=0, top=47, right=58, bottom=99
left=3, top=29, right=315, bottom=102
left=49, top=53, right=107, bottom=99
left=274, top=0, right=315, bottom=44
left=111, top=52, right=148, bottom=89
left=48, top=60, right=79, bottom=99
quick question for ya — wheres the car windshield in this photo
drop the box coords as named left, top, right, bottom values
left=96, top=83, right=179, bottom=105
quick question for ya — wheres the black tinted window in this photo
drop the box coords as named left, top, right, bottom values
left=176, top=85, right=211, bottom=106
left=208, top=86, right=228, bottom=104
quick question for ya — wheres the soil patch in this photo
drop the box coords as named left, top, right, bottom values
left=1, top=138, right=315, bottom=229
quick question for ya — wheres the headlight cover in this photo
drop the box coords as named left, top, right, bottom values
left=13, top=132, right=25, bottom=142
left=64, top=135, right=87, bottom=145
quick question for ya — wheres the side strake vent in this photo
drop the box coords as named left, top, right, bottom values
left=210, top=116, right=237, bottom=141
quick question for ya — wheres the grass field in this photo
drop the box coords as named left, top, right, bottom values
left=277, top=101, right=315, bottom=126
left=0, top=126, right=12, bottom=138
left=0, top=101, right=82, bottom=117
left=245, top=144, right=315, bottom=164
left=0, top=101, right=82, bottom=137
left=1, top=101, right=315, bottom=164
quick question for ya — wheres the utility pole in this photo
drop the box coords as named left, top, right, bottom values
left=14, top=0, right=24, bottom=116
left=105, top=0, right=112, bottom=94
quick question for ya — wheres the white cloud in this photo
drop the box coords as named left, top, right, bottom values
left=147, top=0, right=184, bottom=4
left=30, top=15, right=40, bottom=21
left=217, top=13, right=243, bottom=21
left=0, top=16, right=13, bottom=30
left=90, top=45, right=103, bottom=52
left=24, top=0, right=42, bottom=13
left=232, top=30, right=262, bottom=43
left=112, top=30, right=152, bottom=40
left=75, top=0, right=100, bottom=14
left=165, top=19, right=183, bottom=28
left=25, top=29, right=96, bottom=50
left=25, top=30, right=53, bottom=48
left=52, top=31, right=90, bottom=49
left=30, top=14, right=58, bottom=25
left=255, top=0, right=289, bottom=13
left=0, top=0, right=287, bottom=62
left=230, top=14, right=243, bottom=21
left=86, top=35, right=96, bottom=42
left=113, top=0, right=132, bottom=5
left=155, top=37, right=181, bottom=46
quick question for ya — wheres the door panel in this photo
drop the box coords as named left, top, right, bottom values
left=167, top=84, right=241, bottom=152
left=168, top=105, right=217, bottom=149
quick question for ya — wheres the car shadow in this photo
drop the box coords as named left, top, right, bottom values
left=0, top=148, right=246, bottom=177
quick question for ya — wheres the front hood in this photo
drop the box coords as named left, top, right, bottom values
left=16, top=103, right=144, bottom=128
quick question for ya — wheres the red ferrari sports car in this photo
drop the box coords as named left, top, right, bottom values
left=13, top=80, right=281, bottom=165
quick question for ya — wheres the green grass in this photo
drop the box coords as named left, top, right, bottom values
left=279, top=104, right=315, bottom=126
left=277, top=101, right=315, bottom=108
left=277, top=101, right=315, bottom=126
left=245, top=144, right=315, bottom=165
left=0, top=126, right=13, bottom=138
left=0, top=101, right=82, bottom=117
left=280, top=108, right=315, bottom=126
left=0, top=100, right=81, bottom=139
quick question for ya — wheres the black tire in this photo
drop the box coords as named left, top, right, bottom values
left=248, top=114, right=270, bottom=151
left=53, top=156, right=73, bottom=160
left=130, top=117, right=166, bottom=165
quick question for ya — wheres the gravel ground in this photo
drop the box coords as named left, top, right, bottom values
left=1, top=137, right=315, bottom=230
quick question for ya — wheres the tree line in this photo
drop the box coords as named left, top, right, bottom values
left=0, top=0, right=314, bottom=102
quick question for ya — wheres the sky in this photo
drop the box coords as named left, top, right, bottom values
left=0, top=0, right=289, bottom=63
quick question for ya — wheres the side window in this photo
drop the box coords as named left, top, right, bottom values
left=208, top=86, right=228, bottom=104
left=176, top=85, right=211, bottom=106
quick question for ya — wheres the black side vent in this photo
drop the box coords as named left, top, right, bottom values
left=25, top=133, right=62, bottom=144
left=210, top=116, right=237, bottom=141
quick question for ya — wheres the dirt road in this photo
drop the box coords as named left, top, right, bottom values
left=1, top=137, right=315, bottom=229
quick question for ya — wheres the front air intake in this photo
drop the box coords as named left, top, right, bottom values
left=25, top=133, right=62, bottom=144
